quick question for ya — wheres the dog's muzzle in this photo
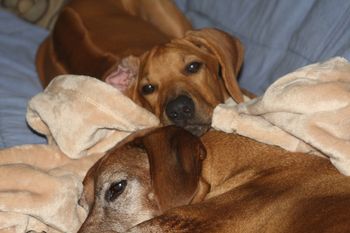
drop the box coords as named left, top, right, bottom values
left=165, top=95, right=209, bottom=136
left=165, top=95, right=195, bottom=124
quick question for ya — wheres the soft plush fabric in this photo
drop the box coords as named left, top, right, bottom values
left=0, top=10, right=47, bottom=148
left=174, top=0, right=350, bottom=95
left=0, top=145, right=102, bottom=233
left=0, top=75, right=159, bottom=233
left=27, top=75, right=160, bottom=158
left=213, top=57, right=350, bottom=175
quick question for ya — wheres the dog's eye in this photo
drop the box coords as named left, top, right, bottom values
left=105, top=180, right=127, bottom=202
left=185, top=61, right=202, bottom=74
left=141, top=84, right=155, bottom=95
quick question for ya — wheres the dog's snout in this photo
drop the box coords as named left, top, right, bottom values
left=166, top=95, right=195, bottom=125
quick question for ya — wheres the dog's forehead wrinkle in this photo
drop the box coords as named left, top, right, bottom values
left=183, top=54, right=204, bottom=64
left=98, top=147, right=149, bottom=185
left=170, top=39, right=213, bottom=57
left=104, top=169, right=128, bottom=183
left=151, top=47, right=185, bottom=64
left=110, top=145, right=148, bottom=164
left=140, top=75, right=151, bottom=84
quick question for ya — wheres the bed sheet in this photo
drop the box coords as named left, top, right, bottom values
left=0, top=10, right=48, bottom=148
left=175, top=0, right=350, bottom=94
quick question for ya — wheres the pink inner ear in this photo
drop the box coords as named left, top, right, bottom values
left=105, top=65, right=135, bottom=92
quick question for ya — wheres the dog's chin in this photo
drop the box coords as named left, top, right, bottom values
left=184, top=124, right=210, bottom=136
left=161, top=115, right=211, bottom=136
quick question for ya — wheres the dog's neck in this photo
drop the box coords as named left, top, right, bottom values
left=198, top=130, right=327, bottom=200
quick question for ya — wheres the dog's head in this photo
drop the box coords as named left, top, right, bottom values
left=78, top=126, right=207, bottom=233
left=105, top=28, right=244, bottom=136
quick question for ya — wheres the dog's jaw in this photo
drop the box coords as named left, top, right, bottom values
left=161, top=94, right=212, bottom=136
left=160, top=106, right=212, bottom=136
left=184, top=124, right=211, bottom=136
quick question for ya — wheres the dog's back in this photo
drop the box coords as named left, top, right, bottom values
left=36, top=0, right=191, bottom=86
left=130, top=131, right=350, bottom=232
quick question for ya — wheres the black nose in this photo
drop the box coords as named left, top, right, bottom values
left=165, top=95, right=195, bottom=125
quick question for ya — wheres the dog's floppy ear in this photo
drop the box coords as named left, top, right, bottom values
left=104, top=55, right=140, bottom=94
left=141, top=126, right=206, bottom=212
left=185, top=28, right=244, bottom=103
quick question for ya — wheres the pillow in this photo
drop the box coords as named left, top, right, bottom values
left=0, top=10, right=48, bottom=148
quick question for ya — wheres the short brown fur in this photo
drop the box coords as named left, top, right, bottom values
left=128, top=130, right=350, bottom=233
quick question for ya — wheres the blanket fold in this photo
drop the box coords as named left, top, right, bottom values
left=27, top=75, right=160, bottom=159
left=213, top=57, right=350, bottom=175
left=0, top=145, right=101, bottom=233
left=0, top=75, right=159, bottom=233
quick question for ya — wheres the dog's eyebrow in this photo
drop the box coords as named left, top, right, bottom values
left=183, top=54, right=201, bottom=63
left=181, top=54, right=186, bottom=63
left=141, top=75, right=151, bottom=83
left=103, top=171, right=128, bottom=186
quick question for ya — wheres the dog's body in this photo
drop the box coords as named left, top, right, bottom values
left=79, top=127, right=350, bottom=233
left=36, top=0, right=245, bottom=136
left=36, top=0, right=191, bottom=86
left=78, top=127, right=207, bottom=232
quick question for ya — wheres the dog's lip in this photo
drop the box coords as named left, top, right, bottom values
left=184, top=124, right=210, bottom=136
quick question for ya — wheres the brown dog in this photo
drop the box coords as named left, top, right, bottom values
left=36, top=0, right=245, bottom=136
left=79, top=126, right=350, bottom=233
left=78, top=126, right=206, bottom=232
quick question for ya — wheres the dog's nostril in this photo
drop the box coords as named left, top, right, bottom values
left=169, top=111, right=179, bottom=119
left=183, top=106, right=191, bottom=113
left=166, top=95, right=195, bottom=124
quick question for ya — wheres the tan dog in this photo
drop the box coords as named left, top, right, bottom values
left=118, top=28, right=244, bottom=136
left=36, top=0, right=244, bottom=136
left=79, top=126, right=350, bottom=233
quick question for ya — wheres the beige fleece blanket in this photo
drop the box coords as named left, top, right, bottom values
left=0, top=75, right=159, bottom=233
left=213, top=57, right=350, bottom=175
